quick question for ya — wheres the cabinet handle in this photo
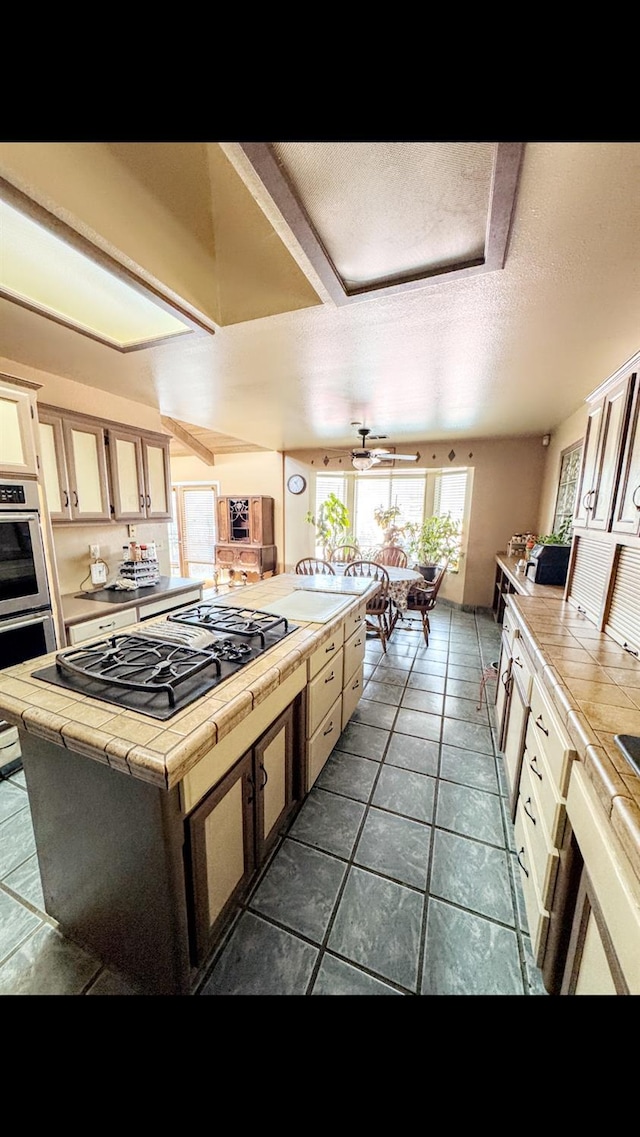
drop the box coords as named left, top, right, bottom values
left=63, top=490, right=69, bottom=507
left=351, top=679, right=361, bottom=692
left=259, top=763, right=268, bottom=789
left=535, top=714, right=549, bottom=736
left=582, top=488, right=595, bottom=510
left=324, top=671, right=336, bottom=684
left=523, top=796, right=536, bottom=824
left=513, top=655, right=523, bottom=669
left=146, top=495, right=151, bottom=508
left=516, top=847, right=529, bottom=878
left=140, top=494, right=145, bottom=510
left=623, top=642, right=640, bottom=657
left=632, top=485, right=640, bottom=509
left=354, top=638, right=362, bottom=647
left=98, top=621, right=116, bottom=630
left=325, top=643, right=336, bottom=655
left=73, top=490, right=79, bottom=506
left=323, top=722, right=334, bottom=736
left=501, top=668, right=510, bottom=689
left=528, top=754, right=543, bottom=780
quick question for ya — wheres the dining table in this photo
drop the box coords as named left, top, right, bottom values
left=330, top=563, right=428, bottom=613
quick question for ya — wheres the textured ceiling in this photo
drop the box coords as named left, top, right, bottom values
left=0, top=140, right=639, bottom=457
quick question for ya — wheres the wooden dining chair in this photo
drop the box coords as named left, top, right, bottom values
left=344, top=560, right=392, bottom=651
left=329, top=543, right=361, bottom=564
left=376, top=545, right=408, bottom=568
left=295, top=558, right=336, bottom=575
left=404, top=561, right=448, bottom=645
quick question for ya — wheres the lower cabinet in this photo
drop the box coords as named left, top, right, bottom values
left=513, top=676, right=578, bottom=992
left=186, top=701, right=299, bottom=968
left=305, top=603, right=366, bottom=791
left=561, top=763, right=640, bottom=994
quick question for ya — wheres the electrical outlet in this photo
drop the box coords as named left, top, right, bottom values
left=90, top=544, right=100, bottom=560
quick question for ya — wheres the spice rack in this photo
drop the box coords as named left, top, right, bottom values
left=118, top=542, right=160, bottom=587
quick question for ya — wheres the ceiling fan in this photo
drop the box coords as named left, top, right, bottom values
left=325, top=425, right=420, bottom=471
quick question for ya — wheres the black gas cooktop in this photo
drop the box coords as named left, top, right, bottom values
left=32, top=606, right=297, bottom=720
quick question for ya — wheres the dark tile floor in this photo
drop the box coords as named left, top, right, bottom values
left=0, top=604, right=548, bottom=996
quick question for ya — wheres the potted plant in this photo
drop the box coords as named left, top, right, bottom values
left=373, top=503, right=407, bottom=547
left=405, top=513, right=461, bottom=580
left=305, top=493, right=352, bottom=560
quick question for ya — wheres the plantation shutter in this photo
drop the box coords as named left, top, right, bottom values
left=434, top=470, right=468, bottom=524
left=567, top=534, right=611, bottom=624
left=605, top=546, right=640, bottom=656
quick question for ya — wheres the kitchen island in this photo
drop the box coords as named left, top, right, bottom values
left=0, top=573, right=375, bottom=995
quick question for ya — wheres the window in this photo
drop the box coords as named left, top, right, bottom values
left=312, top=469, right=470, bottom=560
left=354, top=475, right=426, bottom=549
left=552, top=442, right=582, bottom=537
left=170, top=484, right=218, bottom=581
left=434, top=470, right=468, bottom=525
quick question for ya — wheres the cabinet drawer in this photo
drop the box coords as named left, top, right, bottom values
left=528, top=679, right=576, bottom=797
left=307, top=649, right=344, bottom=736
left=514, top=808, right=550, bottom=966
left=517, top=760, right=560, bottom=909
left=307, top=695, right=342, bottom=790
left=523, top=715, right=568, bottom=846
left=502, top=605, right=519, bottom=651
left=308, top=627, right=345, bottom=679
left=344, top=601, right=367, bottom=641
left=342, top=663, right=364, bottom=730
left=67, top=606, right=137, bottom=645
left=140, top=588, right=202, bottom=619
left=510, top=635, right=535, bottom=702
left=343, top=623, right=366, bottom=682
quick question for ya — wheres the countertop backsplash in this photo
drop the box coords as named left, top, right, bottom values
left=51, top=521, right=171, bottom=595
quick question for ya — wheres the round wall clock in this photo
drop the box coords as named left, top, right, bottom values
left=287, top=474, right=307, bottom=495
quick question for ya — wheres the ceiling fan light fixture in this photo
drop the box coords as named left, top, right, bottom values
left=352, top=454, right=374, bottom=471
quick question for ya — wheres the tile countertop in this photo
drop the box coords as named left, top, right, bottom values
left=0, top=574, right=377, bottom=793
left=507, top=592, right=640, bottom=887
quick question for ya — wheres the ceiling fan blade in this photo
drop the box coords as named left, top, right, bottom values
left=388, top=452, right=419, bottom=461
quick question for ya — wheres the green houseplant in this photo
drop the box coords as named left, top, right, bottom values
left=305, top=493, right=352, bottom=559
left=405, top=513, right=461, bottom=580
left=373, top=503, right=407, bottom=547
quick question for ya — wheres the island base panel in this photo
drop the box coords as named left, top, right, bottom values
left=20, top=732, right=192, bottom=996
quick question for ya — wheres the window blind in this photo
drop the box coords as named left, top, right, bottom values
left=433, top=470, right=468, bottom=524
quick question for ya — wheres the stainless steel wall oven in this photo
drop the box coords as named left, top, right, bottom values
left=0, top=478, right=57, bottom=775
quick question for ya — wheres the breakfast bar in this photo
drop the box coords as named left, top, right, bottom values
left=0, top=573, right=376, bottom=995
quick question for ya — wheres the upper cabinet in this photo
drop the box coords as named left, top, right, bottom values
left=37, top=405, right=172, bottom=525
left=573, top=369, right=636, bottom=530
left=38, top=408, right=111, bottom=522
left=107, top=428, right=171, bottom=521
left=0, top=378, right=40, bottom=478
left=611, top=373, right=640, bottom=535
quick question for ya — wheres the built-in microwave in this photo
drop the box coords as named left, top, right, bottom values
left=0, top=478, right=52, bottom=619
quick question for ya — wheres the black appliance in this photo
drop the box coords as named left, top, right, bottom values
left=525, top=543, right=571, bottom=586
left=0, top=478, right=57, bottom=777
left=31, top=607, right=296, bottom=721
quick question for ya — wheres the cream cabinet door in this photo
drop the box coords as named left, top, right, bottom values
left=62, top=418, right=111, bottom=521
left=0, top=383, right=38, bottom=476
left=142, top=438, right=171, bottom=519
left=37, top=411, right=72, bottom=520
left=108, top=428, right=146, bottom=521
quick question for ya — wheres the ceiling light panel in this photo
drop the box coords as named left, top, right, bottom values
left=0, top=199, right=193, bottom=349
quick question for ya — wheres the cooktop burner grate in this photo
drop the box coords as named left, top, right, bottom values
left=53, top=633, right=222, bottom=707
left=168, top=603, right=289, bottom=645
